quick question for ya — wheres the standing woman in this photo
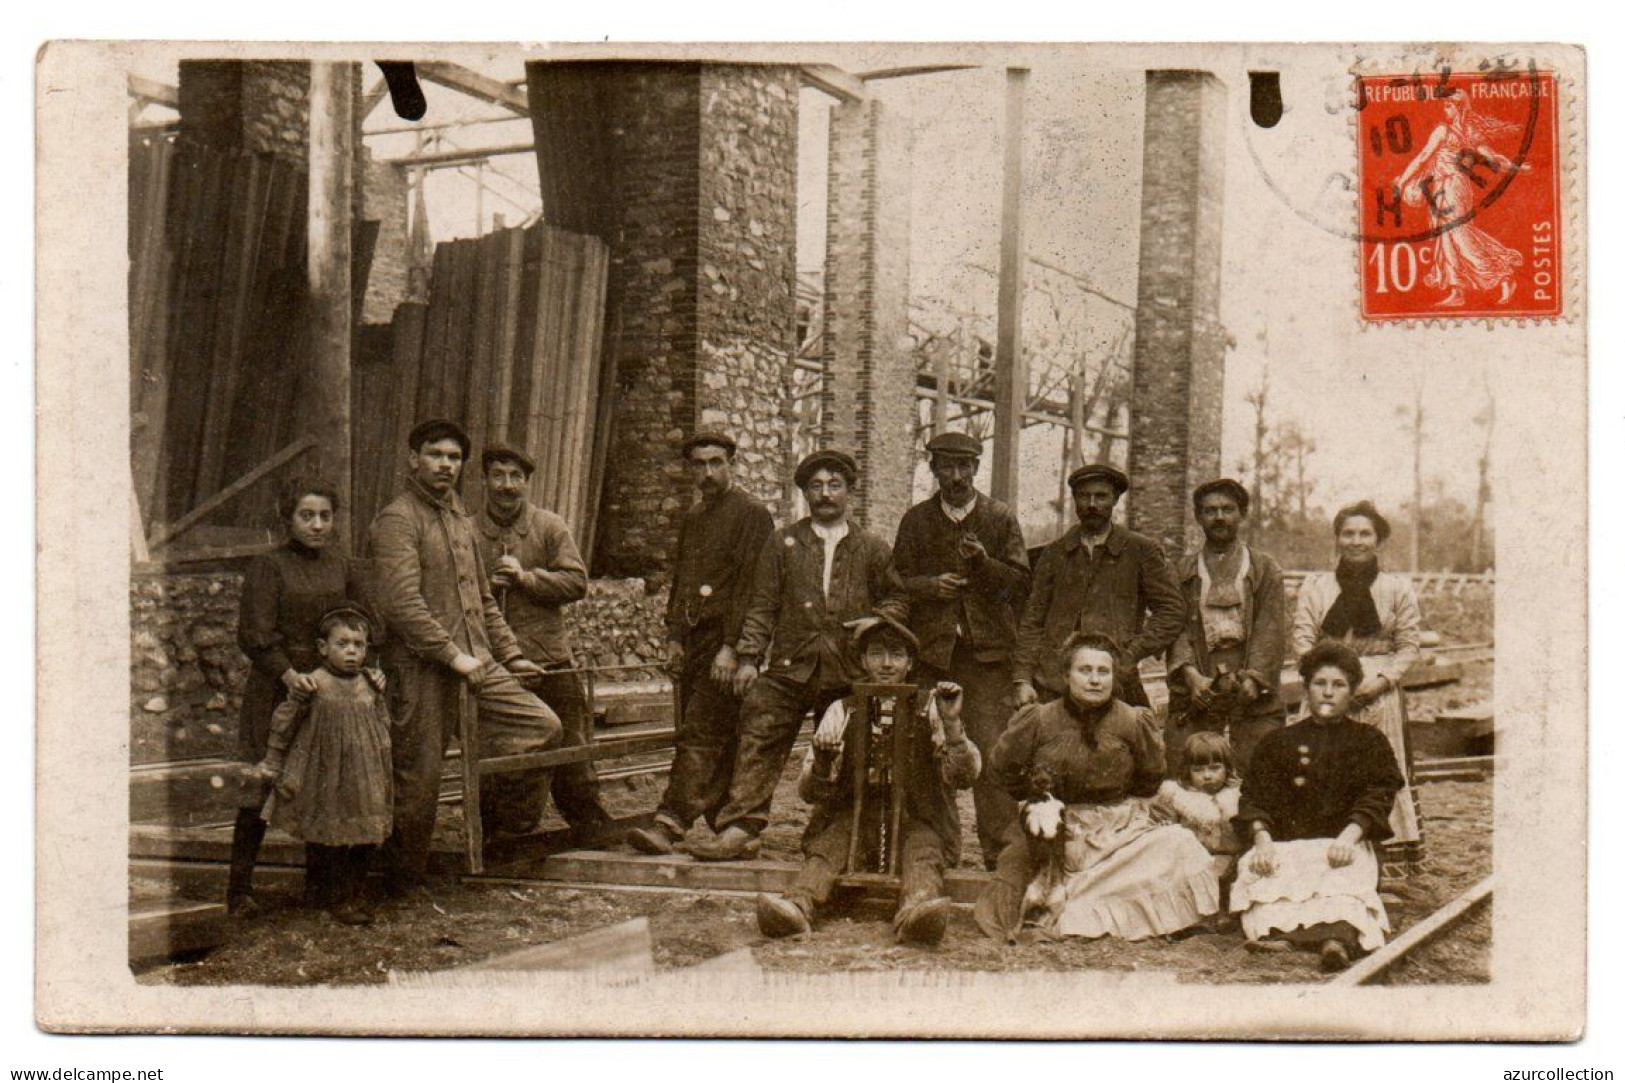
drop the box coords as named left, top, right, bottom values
left=227, top=479, right=368, bottom=915
left=1291, top=501, right=1424, bottom=874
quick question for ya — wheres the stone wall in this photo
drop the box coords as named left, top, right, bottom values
left=528, top=62, right=799, bottom=582
left=1126, top=71, right=1229, bottom=558
left=130, top=568, right=673, bottom=764
left=821, top=98, right=916, bottom=537
left=360, top=154, right=411, bottom=326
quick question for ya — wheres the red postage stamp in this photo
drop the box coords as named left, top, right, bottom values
left=1356, top=67, right=1561, bottom=321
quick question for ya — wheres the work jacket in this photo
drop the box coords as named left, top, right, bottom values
left=1166, top=544, right=1287, bottom=718
left=892, top=491, right=1030, bottom=671
left=736, top=517, right=908, bottom=687
left=1013, top=522, right=1185, bottom=696
left=475, top=502, right=588, bottom=667
left=664, top=484, right=776, bottom=659
left=367, top=478, right=525, bottom=671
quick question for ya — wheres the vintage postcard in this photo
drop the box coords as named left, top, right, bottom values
left=35, top=40, right=1586, bottom=1038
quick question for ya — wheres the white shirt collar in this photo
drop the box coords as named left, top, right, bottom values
left=940, top=493, right=977, bottom=523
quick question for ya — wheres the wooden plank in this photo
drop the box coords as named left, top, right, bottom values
left=128, top=74, right=179, bottom=108
left=580, top=241, right=620, bottom=562
left=475, top=730, right=676, bottom=776
left=990, top=68, right=1028, bottom=505
left=800, top=63, right=867, bottom=102
left=1330, top=877, right=1493, bottom=986
left=459, top=917, right=652, bottom=972
left=128, top=898, right=227, bottom=964
left=130, top=856, right=302, bottom=897
left=441, top=238, right=479, bottom=421
left=416, top=61, right=529, bottom=115
left=147, top=436, right=317, bottom=552
left=567, top=237, right=609, bottom=533
left=131, top=138, right=177, bottom=527
left=528, top=851, right=991, bottom=905
left=550, top=234, right=586, bottom=520
left=307, top=63, right=357, bottom=525
left=489, top=227, right=526, bottom=446
left=416, top=242, right=455, bottom=418
left=380, top=302, right=428, bottom=507
left=524, top=230, right=563, bottom=494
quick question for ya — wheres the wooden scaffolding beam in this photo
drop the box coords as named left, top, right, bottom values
left=991, top=68, right=1028, bottom=505
left=417, top=61, right=529, bottom=115
left=307, top=63, right=356, bottom=538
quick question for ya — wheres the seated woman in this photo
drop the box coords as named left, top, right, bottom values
left=973, top=633, right=1221, bottom=943
left=1231, top=641, right=1406, bottom=971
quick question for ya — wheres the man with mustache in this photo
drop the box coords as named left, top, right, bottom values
left=475, top=443, right=616, bottom=846
left=1013, top=463, right=1185, bottom=710
left=1165, top=479, right=1287, bottom=775
left=626, top=432, right=774, bottom=856
left=368, top=419, right=561, bottom=891
left=690, top=449, right=908, bottom=861
left=891, top=431, right=1030, bottom=869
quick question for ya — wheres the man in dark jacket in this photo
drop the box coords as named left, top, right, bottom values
left=475, top=442, right=614, bottom=843
left=368, top=420, right=561, bottom=887
left=1166, top=478, right=1288, bottom=775
left=1013, top=463, right=1185, bottom=709
left=892, top=431, right=1029, bottom=868
left=689, top=449, right=908, bottom=861
left=626, top=432, right=775, bottom=855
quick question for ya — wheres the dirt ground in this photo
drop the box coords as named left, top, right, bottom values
left=137, top=760, right=1492, bottom=988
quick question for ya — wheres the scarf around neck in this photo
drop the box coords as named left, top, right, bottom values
left=1321, top=558, right=1383, bottom=639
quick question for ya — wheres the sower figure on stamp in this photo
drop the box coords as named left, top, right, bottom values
left=626, top=432, right=774, bottom=856
left=1166, top=479, right=1287, bottom=777
left=689, top=449, right=908, bottom=862
left=755, top=614, right=980, bottom=947
left=475, top=442, right=616, bottom=847
left=1013, top=463, right=1185, bottom=711
left=892, top=431, right=1029, bottom=869
left=368, top=419, right=562, bottom=892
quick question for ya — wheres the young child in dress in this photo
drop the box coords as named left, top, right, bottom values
left=1153, top=731, right=1244, bottom=860
left=754, top=614, right=981, bottom=947
left=246, top=604, right=392, bottom=925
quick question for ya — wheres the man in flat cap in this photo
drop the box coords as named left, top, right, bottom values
left=476, top=443, right=616, bottom=844
left=689, top=449, right=908, bottom=861
left=1165, top=478, right=1287, bottom=775
left=1013, top=463, right=1185, bottom=709
left=891, top=431, right=1029, bottom=868
left=626, top=432, right=775, bottom=855
left=368, top=419, right=561, bottom=890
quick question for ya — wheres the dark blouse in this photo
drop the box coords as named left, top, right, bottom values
left=987, top=696, right=1165, bottom=805
left=235, top=540, right=363, bottom=761
left=1235, top=716, right=1404, bottom=844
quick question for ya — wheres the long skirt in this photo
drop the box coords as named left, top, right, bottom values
left=1351, top=684, right=1424, bottom=863
left=1231, top=838, right=1390, bottom=952
left=1023, top=798, right=1220, bottom=940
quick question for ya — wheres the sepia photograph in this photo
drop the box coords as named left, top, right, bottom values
left=32, top=35, right=1589, bottom=1041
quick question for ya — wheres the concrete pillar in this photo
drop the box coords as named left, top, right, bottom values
left=527, top=62, right=799, bottom=579
left=821, top=98, right=915, bottom=537
left=1126, top=70, right=1228, bottom=557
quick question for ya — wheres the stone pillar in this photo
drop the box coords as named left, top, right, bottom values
left=527, top=62, right=799, bottom=579
left=821, top=98, right=915, bottom=537
left=1126, top=70, right=1228, bottom=557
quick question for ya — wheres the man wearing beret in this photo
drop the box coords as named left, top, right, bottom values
left=368, top=419, right=562, bottom=889
left=626, top=432, right=775, bottom=855
left=1165, top=478, right=1287, bottom=775
left=476, top=443, right=616, bottom=845
left=1013, top=463, right=1185, bottom=709
left=690, top=449, right=908, bottom=861
left=892, top=431, right=1029, bottom=868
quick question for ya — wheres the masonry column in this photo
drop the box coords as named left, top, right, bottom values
left=821, top=97, right=915, bottom=537
left=528, top=62, right=799, bottom=579
left=1126, top=70, right=1228, bottom=557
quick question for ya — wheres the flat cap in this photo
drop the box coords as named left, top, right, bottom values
left=681, top=431, right=738, bottom=458
left=794, top=449, right=859, bottom=489
left=481, top=443, right=537, bottom=476
left=1067, top=462, right=1129, bottom=494
left=1192, top=477, right=1250, bottom=515
left=855, top=611, right=920, bottom=655
left=407, top=418, right=471, bottom=457
left=925, top=431, right=983, bottom=458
